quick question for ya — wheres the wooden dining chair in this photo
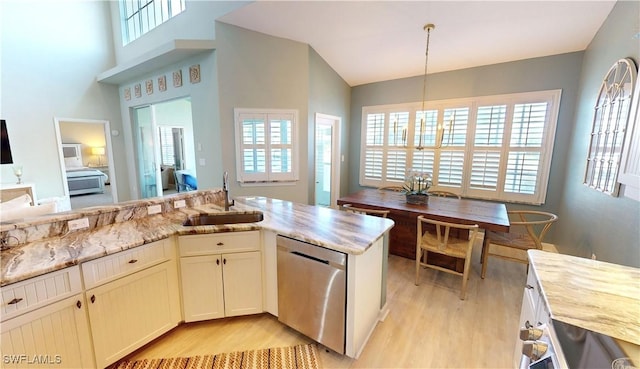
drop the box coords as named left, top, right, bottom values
left=428, top=190, right=461, bottom=199
left=415, top=216, right=480, bottom=300
left=340, top=204, right=390, bottom=218
left=480, top=210, right=558, bottom=279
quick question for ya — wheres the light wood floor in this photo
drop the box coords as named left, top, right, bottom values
left=118, top=241, right=527, bottom=368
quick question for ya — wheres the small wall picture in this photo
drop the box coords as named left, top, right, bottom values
left=145, top=79, right=153, bottom=95
left=173, top=70, right=182, bottom=87
left=189, top=64, right=201, bottom=84
left=134, top=83, right=141, bottom=98
left=124, top=87, right=131, bottom=101
left=158, top=75, right=167, bottom=92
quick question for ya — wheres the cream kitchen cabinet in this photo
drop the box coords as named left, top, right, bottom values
left=0, top=266, right=94, bottom=368
left=179, top=231, right=263, bottom=322
left=83, top=238, right=180, bottom=368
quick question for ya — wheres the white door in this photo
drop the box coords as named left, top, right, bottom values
left=314, top=114, right=341, bottom=207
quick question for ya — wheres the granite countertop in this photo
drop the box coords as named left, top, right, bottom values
left=528, top=250, right=640, bottom=346
left=1, top=195, right=394, bottom=287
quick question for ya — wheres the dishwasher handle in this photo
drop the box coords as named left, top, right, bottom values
left=291, top=250, right=330, bottom=265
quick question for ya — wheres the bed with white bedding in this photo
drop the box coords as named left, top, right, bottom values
left=66, top=168, right=108, bottom=196
left=62, top=143, right=108, bottom=196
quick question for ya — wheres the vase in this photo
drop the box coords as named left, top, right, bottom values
left=405, top=193, right=429, bottom=205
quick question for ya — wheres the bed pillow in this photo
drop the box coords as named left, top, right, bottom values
left=0, top=194, right=33, bottom=211
left=1, top=202, right=56, bottom=222
left=64, top=157, right=83, bottom=169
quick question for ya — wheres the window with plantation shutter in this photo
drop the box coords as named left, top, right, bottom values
left=235, top=109, right=298, bottom=184
left=360, top=90, right=561, bottom=204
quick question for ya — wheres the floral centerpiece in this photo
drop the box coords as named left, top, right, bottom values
left=403, top=170, right=432, bottom=205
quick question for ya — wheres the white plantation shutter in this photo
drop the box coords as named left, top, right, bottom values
left=470, top=105, right=506, bottom=191
left=363, top=113, right=385, bottom=181
left=411, top=151, right=435, bottom=177
left=471, top=151, right=501, bottom=189
left=360, top=90, right=560, bottom=204
left=438, top=151, right=465, bottom=186
left=235, top=109, right=298, bottom=183
left=504, top=103, right=547, bottom=197
left=385, top=150, right=407, bottom=181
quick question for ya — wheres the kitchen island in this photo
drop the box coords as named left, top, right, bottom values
left=0, top=190, right=394, bottom=367
left=520, top=250, right=640, bottom=367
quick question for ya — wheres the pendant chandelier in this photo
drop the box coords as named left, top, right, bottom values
left=417, top=23, right=435, bottom=151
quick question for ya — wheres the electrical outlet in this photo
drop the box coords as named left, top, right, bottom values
left=174, top=199, right=186, bottom=209
left=147, top=204, right=162, bottom=215
left=591, top=253, right=597, bottom=260
left=68, top=218, right=90, bottom=231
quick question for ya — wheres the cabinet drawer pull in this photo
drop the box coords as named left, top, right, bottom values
left=76, top=300, right=82, bottom=309
left=128, top=259, right=138, bottom=264
left=90, top=295, right=96, bottom=304
left=223, top=258, right=227, bottom=265
left=216, top=259, right=220, bottom=265
left=7, top=297, right=23, bottom=305
left=217, top=242, right=224, bottom=246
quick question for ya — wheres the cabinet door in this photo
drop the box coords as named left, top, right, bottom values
left=180, top=255, right=225, bottom=322
left=86, top=261, right=180, bottom=368
left=0, top=294, right=94, bottom=369
left=222, top=251, right=263, bottom=317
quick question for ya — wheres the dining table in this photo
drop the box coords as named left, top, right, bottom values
left=337, top=188, right=510, bottom=272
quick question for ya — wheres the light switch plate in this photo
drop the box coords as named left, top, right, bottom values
left=68, top=218, right=89, bottom=231
left=174, top=200, right=186, bottom=209
left=147, top=204, right=162, bottom=215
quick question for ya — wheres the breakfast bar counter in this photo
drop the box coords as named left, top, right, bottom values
left=1, top=190, right=393, bottom=287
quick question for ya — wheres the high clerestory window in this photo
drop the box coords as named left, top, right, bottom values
left=360, top=90, right=562, bottom=205
left=119, top=0, right=186, bottom=45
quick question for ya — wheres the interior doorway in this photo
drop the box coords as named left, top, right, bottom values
left=132, top=97, right=196, bottom=199
left=54, top=117, right=118, bottom=210
left=314, top=113, right=341, bottom=207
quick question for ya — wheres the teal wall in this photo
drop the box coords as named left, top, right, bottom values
left=556, top=0, right=640, bottom=266
left=307, top=48, right=352, bottom=203
left=215, top=22, right=311, bottom=203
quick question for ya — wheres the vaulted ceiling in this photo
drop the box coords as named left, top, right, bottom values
left=218, top=1, right=617, bottom=86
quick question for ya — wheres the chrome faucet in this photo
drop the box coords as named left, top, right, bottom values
left=223, top=171, right=235, bottom=211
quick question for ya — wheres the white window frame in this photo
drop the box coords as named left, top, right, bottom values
left=234, top=108, right=299, bottom=185
left=359, top=90, right=562, bottom=205
left=119, top=0, right=186, bottom=45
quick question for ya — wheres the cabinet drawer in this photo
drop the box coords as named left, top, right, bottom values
left=82, top=238, right=173, bottom=289
left=179, top=231, right=260, bottom=257
left=1, top=265, right=82, bottom=322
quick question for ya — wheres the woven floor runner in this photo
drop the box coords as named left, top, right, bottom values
left=111, top=344, right=320, bottom=369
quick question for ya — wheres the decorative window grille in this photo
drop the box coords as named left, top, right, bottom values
left=235, top=109, right=299, bottom=184
left=584, top=58, right=637, bottom=196
left=360, top=90, right=561, bottom=204
left=120, top=0, right=186, bottom=45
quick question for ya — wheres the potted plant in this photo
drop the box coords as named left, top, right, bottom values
left=403, top=170, right=432, bottom=205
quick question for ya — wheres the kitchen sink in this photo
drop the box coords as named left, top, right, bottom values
left=182, top=212, right=264, bottom=226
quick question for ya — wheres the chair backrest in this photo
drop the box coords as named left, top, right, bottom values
left=378, top=186, right=404, bottom=192
left=417, top=216, right=479, bottom=251
left=428, top=190, right=461, bottom=199
left=507, top=210, right=558, bottom=248
left=174, top=169, right=197, bottom=192
left=340, top=204, right=390, bottom=218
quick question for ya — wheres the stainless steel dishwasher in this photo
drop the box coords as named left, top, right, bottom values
left=277, top=235, right=347, bottom=354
